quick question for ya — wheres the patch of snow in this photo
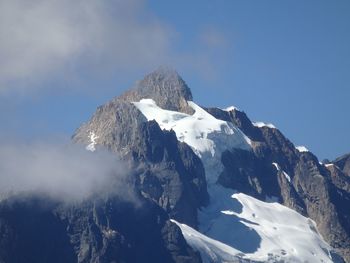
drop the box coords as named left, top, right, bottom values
left=86, top=131, right=99, bottom=152
left=102, top=228, right=117, bottom=239
left=296, top=146, right=309, bottom=153
left=272, top=162, right=280, bottom=170
left=253, top=121, right=276, bottom=129
left=325, top=163, right=340, bottom=170
left=223, top=105, right=239, bottom=112
left=272, top=162, right=291, bottom=183
left=283, top=172, right=291, bottom=183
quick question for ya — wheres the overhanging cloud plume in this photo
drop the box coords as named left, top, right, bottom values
left=0, top=141, right=135, bottom=202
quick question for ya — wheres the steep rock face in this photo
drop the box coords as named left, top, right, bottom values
left=334, top=154, right=350, bottom=177
left=293, top=152, right=350, bottom=259
left=73, top=100, right=147, bottom=155
left=130, top=120, right=209, bottom=227
left=218, top=149, right=280, bottom=199
left=326, top=163, right=350, bottom=192
left=0, top=194, right=202, bottom=263
left=0, top=197, right=75, bottom=263
left=207, top=107, right=350, bottom=262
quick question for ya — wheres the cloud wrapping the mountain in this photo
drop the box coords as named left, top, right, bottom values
left=0, top=141, right=135, bottom=202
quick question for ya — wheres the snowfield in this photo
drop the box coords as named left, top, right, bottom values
left=132, top=99, right=251, bottom=157
left=173, top=189, right=333, bottom=263
left=133, top=99, right=336, bottom=263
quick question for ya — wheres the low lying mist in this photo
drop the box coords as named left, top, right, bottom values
left=0, top=141, right=135, bottom=203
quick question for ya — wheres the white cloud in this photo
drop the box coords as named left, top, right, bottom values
left=0, top=141, right=136, bottom=202
left=0, top=0, right=174, bottom=93
left=0, top=0, right=231, bottom=95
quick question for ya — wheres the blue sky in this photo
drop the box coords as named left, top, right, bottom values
left=0, top=0, right=349, bottom=160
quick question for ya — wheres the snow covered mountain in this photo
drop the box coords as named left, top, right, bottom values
left=0, top=67, right=349, bottom=263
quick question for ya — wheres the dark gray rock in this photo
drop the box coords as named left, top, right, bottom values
left=219, top=149, right=278, bottom=199
left=118, top=66, right=194, bottom=114
left=0, top=193, right=202, bottom=263
left=205, top=108, right=264, bottom=142
left=0, top=196, right=75, bottom=263
left=334, top=153, right=350, bottom=177
left=130, top=120, right=209, bottom=227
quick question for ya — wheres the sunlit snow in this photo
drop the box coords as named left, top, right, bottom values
left=86, top=131, right=99, bottom=152
left=253, top=121, right=276, bottom=129
left=296, top=146, right=309, bottom=153
left=132, top=99, right=251, bottom=156
left=223, top=105, right=239, bottom=112
left=272, top=162, right=291, bottom=183
left=174, top=189, right=333, bottom=263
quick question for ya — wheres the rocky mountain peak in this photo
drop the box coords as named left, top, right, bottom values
left=119, top=67, right=194, bottom=114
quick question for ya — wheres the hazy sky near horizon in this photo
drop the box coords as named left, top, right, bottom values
left=0, top=0, right=349, bottom=160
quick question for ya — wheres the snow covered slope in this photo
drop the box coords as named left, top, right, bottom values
left=173, top=189, right=333, bottom=263
left=132, top=99, right=251, bottom=157
left=133, top=98, right=336, bottom=263
left=133, top=99, right=251, bottom=184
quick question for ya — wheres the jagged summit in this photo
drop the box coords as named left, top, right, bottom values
left=119, top=67, right=194, bottom=114
left=143, top=65, right=185, bottom=82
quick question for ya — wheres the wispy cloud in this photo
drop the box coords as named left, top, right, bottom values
left=199, top=27, right=229, bottom=49
left=0, top=0, right=174, bottom=93
left=0, top=0, right=231, bottom=95
left=0, top=141, right=136, bottom=202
